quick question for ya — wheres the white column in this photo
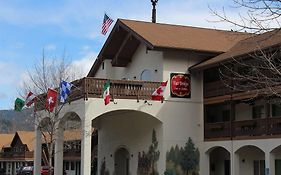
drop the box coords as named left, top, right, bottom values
left=81, top=119, right=92, bottom=175
left=265, top=151, right=275, bottom=175
left=34, top=127, right=42, bottom=175
left=231, top=152, right=239, bottom=175
left=54, top=127, right=64, bottom=175
left=199, top=152, right=210, bottom=175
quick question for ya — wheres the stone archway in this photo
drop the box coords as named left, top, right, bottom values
left=207, top=146, right=230, bottom=175
left=114, top=147, right=130, bottom=175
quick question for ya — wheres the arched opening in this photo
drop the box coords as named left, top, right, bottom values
left=92, top=110, right=163, bottom=175
left=114, top=147, right=130, bottom=175
left=271, top=145, right=281, bottom=175
left=207, top=146, right=230, bottom=175
left=59, top=112, right=82, bottom=175
left=236, top=145, right=265, bottom=175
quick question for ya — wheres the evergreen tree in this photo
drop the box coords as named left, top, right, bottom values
left=166, top=146, right=174, bottom=162
left=148, top=129, right=160, bottom=175
left=180, top=138, right=199, bottom=175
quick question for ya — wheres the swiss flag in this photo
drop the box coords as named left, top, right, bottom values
left=45, top=88, right=58, bottom=112
left=152, top=81, right=168, bottom=101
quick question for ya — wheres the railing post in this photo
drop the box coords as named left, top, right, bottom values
left=83, top=77, right=88, bottom=100
left=265, top=102, right=270, bottom=135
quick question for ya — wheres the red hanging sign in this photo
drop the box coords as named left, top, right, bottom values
left=170, top=73, right=191, bottom=98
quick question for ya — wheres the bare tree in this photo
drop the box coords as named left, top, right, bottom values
left=20, top=49, right=83, bottom=172
left=207, top=0, right=281, bottom=100
left=210, top=0, right=281, bottom=33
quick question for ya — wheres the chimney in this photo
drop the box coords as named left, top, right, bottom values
left=151, top=0, right=158, bottom=23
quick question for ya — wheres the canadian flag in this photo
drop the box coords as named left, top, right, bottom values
left=45, top=88, right=58, bottom=112
left=152, top=81, right=168, bottom=101
left=25, top=91, right=36, bottom=107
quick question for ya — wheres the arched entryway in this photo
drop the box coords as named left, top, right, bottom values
left=235, top=145, right=265, bottom=175
left=207, top=146, right=230, bottom=175
left=114, top=147, right=130, bottom=175
left=271, top=145, right=281, bottom=175
left=92, top=109, right=163, bottom=175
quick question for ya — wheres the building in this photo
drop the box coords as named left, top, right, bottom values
left=0, top=130, right=97, bottom=175
left=33, top=19, right=281, bottom=175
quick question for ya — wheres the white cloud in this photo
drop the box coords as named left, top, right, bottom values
left=70, top=51, right=97, bottom=77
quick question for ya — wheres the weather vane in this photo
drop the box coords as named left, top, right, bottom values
left=151, top=0, right=158, bottom=23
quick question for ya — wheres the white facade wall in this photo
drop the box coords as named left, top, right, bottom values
left=123, top=44, right=163, bottom=81
left=162, top=50, right=205, bottom=161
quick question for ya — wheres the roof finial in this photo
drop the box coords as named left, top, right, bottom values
left=151, top=0, right=158, bottom=23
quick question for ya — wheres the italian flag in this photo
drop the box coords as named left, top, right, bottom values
left=103, top=80, right=110, bottom=105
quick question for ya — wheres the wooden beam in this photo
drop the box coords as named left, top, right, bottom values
left=112, top=32, right=131, bottom=66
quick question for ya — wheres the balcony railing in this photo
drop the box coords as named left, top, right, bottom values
left=0, top=151, right=33, bottom=159
left=37, top=78, right=162, bottom=110
left=205, top=117, right=281, bottom=140
left=204, top=81, right=231, bottom=98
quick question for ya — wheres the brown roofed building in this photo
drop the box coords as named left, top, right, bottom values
left=88, top=19, right=251, bottom=77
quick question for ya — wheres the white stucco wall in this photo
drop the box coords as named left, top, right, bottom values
left=123, top=44, right=163, bottom=81
left=96, top=111, right=163, bottom=175
left=162, top=50, right=205, bottom=165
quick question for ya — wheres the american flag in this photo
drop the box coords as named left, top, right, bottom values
left=102, top=14, right=114, bottom=35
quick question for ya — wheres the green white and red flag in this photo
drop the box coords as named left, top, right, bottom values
left=103, top=80, right=110, bottom=105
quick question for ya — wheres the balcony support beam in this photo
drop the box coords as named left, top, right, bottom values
left=112, top=32, right=131, bottom=66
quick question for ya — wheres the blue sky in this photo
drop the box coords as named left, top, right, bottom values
left=0, top=0, right=239, bottom=110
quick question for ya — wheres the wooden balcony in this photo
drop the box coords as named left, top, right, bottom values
left=204, top=81, right=231, bottom=98
left=37, top=78, right=161, bottom=110
left=0, top=151, right=34, bottom=160
left=205, top=117, right=281, bottom=140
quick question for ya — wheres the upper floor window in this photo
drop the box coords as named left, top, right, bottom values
left=140, top=69, right=152, bottom=81
left=252, top=105, right=264, bottom=119
left=272, top=103, right=281, bottom=117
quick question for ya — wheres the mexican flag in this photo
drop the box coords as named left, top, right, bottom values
left=103, top=80, right=110, bottom=105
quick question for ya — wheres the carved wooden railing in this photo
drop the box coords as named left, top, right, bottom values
left=0, top=151, right=33, bottom=159
left=204, top=81, right=231, bottom=98
left=205, top=117, right=281, bottom=140
left=81, top=78, right=161, bottom=100
left=36, top=78, right=162, bottom=110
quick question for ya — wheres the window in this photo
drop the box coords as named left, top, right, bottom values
left=204, top=67, right=220, bottom=83
left=222, top=110, right=230, bottom=122
left=252, top=105, right=264, bottom=119
left=66, top=162, right=69, bottom=170
left=254, top=160, right=265, bottom=175
left=71, top=162, right=75, bottom=170
left=102, top=62, right=105, bottom=70
left=140, top=69, right=152, bottom=81
left=272, top=104, right=281, bottom=117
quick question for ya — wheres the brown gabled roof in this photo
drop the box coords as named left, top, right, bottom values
left=191, top=29, right=281, bottom=70
left=88, top=19, right=251, bottom=77
left=120, top=19, right=250, bottom=53
left=0, top=134, right=14, bottom=151
left=17, top=131, right=35, bottom=151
